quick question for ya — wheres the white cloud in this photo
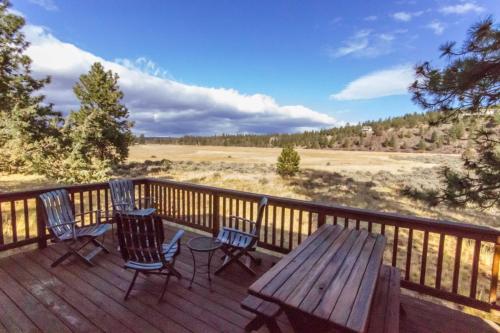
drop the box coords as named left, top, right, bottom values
left=329, top=29, right=396, bottom=58
left=392, top=10, right=424, bottom=22
left=28, top=0, right=58, bottom=11
left=426, top=21, right=445, bottom=35
left=439, top=2, right=484, bottom=14
left=330, top=65, right=414, bottom=101
left=23, top=25, right=337, bottom=136
left=393, top=12, right=412, bottom=22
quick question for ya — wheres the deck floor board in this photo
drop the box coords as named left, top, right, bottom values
left=0, top=224, right=497, bottom=333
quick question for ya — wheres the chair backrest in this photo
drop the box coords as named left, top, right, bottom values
left=115, top=212, right=180, bottom=265
left=39, top=189, right=75, bottom=238
left=109, top=179, right=136, bottom=212
left=251, top=196, right=268, bottom=237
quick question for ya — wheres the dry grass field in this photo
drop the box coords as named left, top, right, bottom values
left=1, top=144, right=497, bottom=228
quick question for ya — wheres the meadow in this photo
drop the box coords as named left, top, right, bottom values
left=1, top=144, right=497, bottom=228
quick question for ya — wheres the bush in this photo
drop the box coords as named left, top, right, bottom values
left=276, top=146, right=300, bottom=177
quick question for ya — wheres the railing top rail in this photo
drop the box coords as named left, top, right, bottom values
left=147, top=178, right=500, bottom=241
left=0, top=178, right=147, bottom=201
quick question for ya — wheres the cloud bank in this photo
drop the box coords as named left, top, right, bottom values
left=24, top=25, right=337, bottom=136
left=330, top=65, right=414, bottom=101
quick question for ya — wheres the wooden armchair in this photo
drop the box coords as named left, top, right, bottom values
left=115, top=212, right=183, bottom=301
left=215, top=197, right=268, bottom=276
left=39, top=189, right=112, bottom=267
left=109, top=179, right=156, bottom=214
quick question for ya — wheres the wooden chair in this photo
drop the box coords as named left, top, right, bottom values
left=215, top=197, right=268, bottom=276
left=109, top=179, right=156, bottom=213
left=39, top=189, right=112, bottom=267
left=115, top=212, right=183, bottom=301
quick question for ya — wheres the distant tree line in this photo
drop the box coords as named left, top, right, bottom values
left=138, top=110, right=481, bottom=150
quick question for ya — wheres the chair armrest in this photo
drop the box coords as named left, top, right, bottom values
left=163, top=230, right=184, bottom=255
left=228, top=216, right=258, bottom=234
left=221, top=227, right=257, bottom=239
left=47, top=222, right=78, bottom=240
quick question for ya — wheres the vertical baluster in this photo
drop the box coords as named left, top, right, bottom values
left=272, top=206, right=277, bottom=246
left=420, top=231, right=429, bottom=285
left=452, top=237, right=463, bottom=294
left=10, top=201, right=17, bottom=243
left=242, top=200, right=247, bottom=232
left=264, top=204, right=269, bottom=244
left=308, top=211, right=312, bottom=235
left=203, top=193, right=207, bottom=228
left=333, top=216, right=337, bottom=225
left=186, top=190, right=191, bottom=223
left=380, top=223, right=385, bottom=236
left=235, top=199, right=240, bottom=229
left=289, top=209, right=294, bottom=250
left=470, top=239, right=481, bottom=299
left=195, top=192, right=200, bottom=226
left=436, top=233, right=445, bottom=289
left=280, top=207, right=285, bottom=249
left=355, top=219, right=360, bottom=230
left=344, top=217, right=348, bottom=228
left=298, top=210, right=303, bottom=244
left=96, top=189, right=101, bottom=216
left=368, top=221, right=372, bottom=233
left=79, top=191, right=84, bottom=225
left=138, top=183, right=142, bottom=208
left=88, top=191, right=94, bottom=224
left=104, top=188, right=109, bottom=221
left=23, top=199, right=30, bottom=239
left=392, top=226, right=399, bottom=267
left=222, top=197, right=228, bottom=227
left=229, top=198, right=233, bottom=228
left=405, top=228, right=413, bottom=281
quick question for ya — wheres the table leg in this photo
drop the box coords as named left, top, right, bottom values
left=189, top=249, right=196, bottom=289
left=283, top=307, right=330, bottom=333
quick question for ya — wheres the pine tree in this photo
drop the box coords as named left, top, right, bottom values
left=0, top=1, right=62, bottom=172
left=410, top=18, right=499, bottom=208
left=276, top=146, right=300, bottom=177
left=63, top=62, right=133, bottom=182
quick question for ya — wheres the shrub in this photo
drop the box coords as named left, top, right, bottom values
left=276, top=146, right=300, bottom=177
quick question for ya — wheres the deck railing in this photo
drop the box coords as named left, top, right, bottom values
left=0, top=177, right=499, bottom=311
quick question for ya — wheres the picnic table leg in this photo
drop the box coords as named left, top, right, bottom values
left=283, top=307, right=329, bottom=333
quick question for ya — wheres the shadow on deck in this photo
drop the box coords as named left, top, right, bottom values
left=0, top=224, right=497, bottom=333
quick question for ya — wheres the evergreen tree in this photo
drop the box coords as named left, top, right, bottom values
left=0, top=0, right=62, bottom=172
left=410, top=18, right=499, bottom=208
left=276, top=146, right=300, bottom=177
left=63, top=62, right=133, bottom=182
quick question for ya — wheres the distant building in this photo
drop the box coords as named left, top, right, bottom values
left=361, top=126, right=373, bottom=136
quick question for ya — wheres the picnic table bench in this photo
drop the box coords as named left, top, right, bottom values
left=247, top=224, right=389, bottom=333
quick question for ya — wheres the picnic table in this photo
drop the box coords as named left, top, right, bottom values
left=248, top=224, right=386, bottom=333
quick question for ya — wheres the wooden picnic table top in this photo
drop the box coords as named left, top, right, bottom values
left=248, top=224, right=386, bottom=333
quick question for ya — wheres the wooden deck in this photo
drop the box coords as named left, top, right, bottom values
left=0, top=225, right=498, bottom=333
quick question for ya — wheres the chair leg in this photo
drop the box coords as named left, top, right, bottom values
left=125, top=271, right=139, bottom=300
left=51, top=251, right=74, bottom=267
left=91, top=238, right=110, bottom=253
left=159, top=274, right=171, bottom=303
left=247, top=252, right=262, bottom=265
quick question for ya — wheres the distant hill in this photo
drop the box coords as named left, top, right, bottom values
left=138, top=110, right=499, bottom=154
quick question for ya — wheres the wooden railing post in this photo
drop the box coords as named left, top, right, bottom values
left=36, top=197, right=47, bottom=249
left=212, top=194, right=220, bottom=237
left=489, top=237, right=500, bottom=307
left=318, top=211, right=326, bottom=227
left=144, top=179, right=151, bottom=204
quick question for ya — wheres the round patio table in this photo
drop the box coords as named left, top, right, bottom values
left=186, top=236, right=222, bottom=290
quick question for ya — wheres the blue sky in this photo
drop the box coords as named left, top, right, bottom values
left=11, top=0, right=500, bottom=135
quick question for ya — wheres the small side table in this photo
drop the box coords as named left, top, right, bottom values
left=186, top=236, right=222, bottom=290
